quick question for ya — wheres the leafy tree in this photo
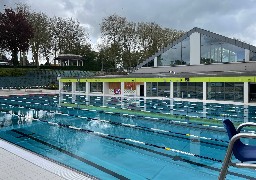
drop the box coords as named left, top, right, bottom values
left=100, top=14, right=185, bottom=71
left=15, top=3, right=54, bottom=66
left=51, top=17, right=89, bottom=65
left=0, top=8, right=34, bottom=66
left=83, top=49, right=101, bottom=71
left=137, top=22, right=184, bottom=64
left=15, top=3, right=32, bottom=66
left=97, top=45, right=116, bottom=71
left=29, top=12, right=52, bottom=67
left=71, top=43, right=100, bottom=70
left=121, top=21, right=138, bottom=69
left=101, top=14, right=127, bottom=69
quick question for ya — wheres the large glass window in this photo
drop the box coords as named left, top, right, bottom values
left=207, top=82, right=243, bottom=102
left=63, top=82, right=72, bottom=92
left=250, top=51, right=256, bottom=61
left=146, top=82, right=170, bottom=97
left=90, top=82, right=103, bottom=93
left=234, top=83, right=244, bottom=102
left=210, top=83, right=225, bottom=100
left=76, top=82, right=86, bottom=91
left=159, top=37, right=190, bottom=66
left=188, top=82, right=203, bottom=99
left=158, top=82, right=170, bottom=97
left=142, top=32, right=253, bottom=67
left=146, top=82, right=152, bottom=96
left=152, top=82, right=158, bottom=96
left=224, top=83, right=234, bottom=101
left=173, top=82, right=181, bottom=98
left=173, top=82, right=203, bottom=99
left=201, top=35, right=245, bottom=63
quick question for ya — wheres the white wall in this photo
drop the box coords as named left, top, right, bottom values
left=245, top=49, right=250, bottom=62
left=136, top=84, right=140, bottom=96
left=154, top=57, right=158, bottom=67
left=190, top=32, right=201, bottom=65
left=103, top=82, right=109, bottom=95
left=170, top=82, right=173, bottom=99
left=58, top=78, right=63, bottom=103
left=203, top=82, right=207, bottom=101
left=144, top=82, right=147, bottom=97
left=244, top=82, right=249, bottom=103
left=86, top=82, right=90, bottom=94
left=71, top=82, right=76, bottom=103
left=121, top=82, right=125, bottom=96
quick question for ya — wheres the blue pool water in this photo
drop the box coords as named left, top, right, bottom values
left=0, top=94, right=256, bottom=179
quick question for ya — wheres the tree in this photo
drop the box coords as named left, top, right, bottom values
left=15, top=3, right=54, bottom=66
left=97, top=45, right=116, bottom=71
left=51, top=17, right=89, bottom=65
left=100, top=14, right=185, bottom=71
left=136, top=22, right=184, bottom=64
left=82, top=47, right=101, bottom=71
left=0, top=8, right=34, bottom=66
left=100, top=14, right=127, bottom=70
left=121, top=21, right=138, bottom=69
left=29, top=12, right=52, bottom=67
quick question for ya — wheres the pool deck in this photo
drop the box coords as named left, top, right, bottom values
left=0, top=140, right=92, bottom=180
left=0, top=147, right=64, bottom=180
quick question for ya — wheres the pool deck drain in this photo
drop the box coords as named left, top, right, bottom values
left=0, top=140, right=92, bottom=180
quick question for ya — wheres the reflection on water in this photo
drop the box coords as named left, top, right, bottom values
left=60, top=94, right=256, bottom=123
left=87, top=120, right=112, bottom=129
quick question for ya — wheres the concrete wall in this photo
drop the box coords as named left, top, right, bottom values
left=133, top=62, right=256, bottom=74
left=190, top=32, right=201, bottom=65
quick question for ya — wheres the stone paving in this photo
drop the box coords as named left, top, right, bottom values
left=0, top=140, right=91, bottom=180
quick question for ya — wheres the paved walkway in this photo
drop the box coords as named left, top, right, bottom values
left=0, top=148, right=64, bottom=180
left=0, top=140, right=92, bottom=180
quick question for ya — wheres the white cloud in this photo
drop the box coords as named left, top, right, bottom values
left=1, top=0, right=256, bottom=47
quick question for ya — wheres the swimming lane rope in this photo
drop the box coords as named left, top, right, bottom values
left=76, top=114, right=229, bottom=145
left=0, top=102, right=229, bottom=145
left=34, top=118, right=222, bottom=163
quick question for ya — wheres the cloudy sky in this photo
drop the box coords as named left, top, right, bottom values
left=1, top=0, right=256, bottom=48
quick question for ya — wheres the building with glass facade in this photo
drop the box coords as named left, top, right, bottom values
left=59, top=27, right=256, bottom=104
left=136, top=27, right=256, bottom=68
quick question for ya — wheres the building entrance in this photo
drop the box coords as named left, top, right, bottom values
left=140, top=85, right=144, bottom=96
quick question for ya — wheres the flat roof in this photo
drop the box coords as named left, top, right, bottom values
left=59, top=62, right=256, bottom=82
left=55, top=54, right=83, bottom=60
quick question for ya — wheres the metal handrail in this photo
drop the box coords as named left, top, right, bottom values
left=219, top=133, right=256, bottom=180
left=237, top=122, right=256, bottom=133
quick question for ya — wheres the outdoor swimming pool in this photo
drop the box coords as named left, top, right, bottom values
left=0, top=94, right=255, bottom=179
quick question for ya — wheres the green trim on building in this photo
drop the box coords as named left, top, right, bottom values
left=60, top=76, right=256, bottom=83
